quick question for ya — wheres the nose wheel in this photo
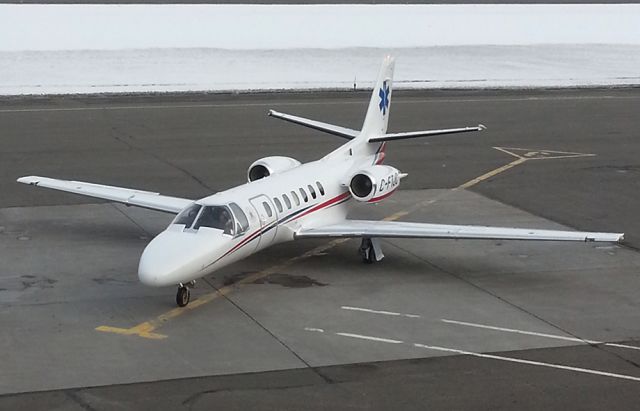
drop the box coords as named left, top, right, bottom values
left=176, top=281, right=195, bottom=307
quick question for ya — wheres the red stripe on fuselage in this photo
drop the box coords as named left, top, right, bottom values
left=374, top=142, right=387, bottom=165
left=210, top=191, right=351, bottom=267
left=290, top=191, right=351, bottom=222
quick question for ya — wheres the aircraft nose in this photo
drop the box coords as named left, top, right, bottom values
left=138, top=229, right=225, bottom=287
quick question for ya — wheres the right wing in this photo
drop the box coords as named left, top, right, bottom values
left=17, top=176, right=192, bottom=214
left=368, top=125, right=486, bottom=143
left=268, top=110, right=359, bottom=140
left=296, top=220, right=623, bottom=242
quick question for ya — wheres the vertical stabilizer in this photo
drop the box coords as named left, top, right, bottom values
left=360, top=56, right=395, bottom=138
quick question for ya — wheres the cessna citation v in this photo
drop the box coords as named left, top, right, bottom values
left=18, top=57, right=623, bottom=307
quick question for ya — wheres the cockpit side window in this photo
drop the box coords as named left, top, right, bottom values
left=194, top=205, right=234, bottom=235
left=174, top=203, right=202, bottom=228
left=229, top=202, right=249, bottom=235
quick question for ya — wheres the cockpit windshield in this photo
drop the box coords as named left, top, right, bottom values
left=174, top=203, right=250, bottom=237
left=173, top=203, right=201, bottom=227
left=194, top=206, right=234, bottom=235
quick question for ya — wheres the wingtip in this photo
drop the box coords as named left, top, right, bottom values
left=478, top=124, right=487, bottom=131
left=17, top=176, right=40, bottom=185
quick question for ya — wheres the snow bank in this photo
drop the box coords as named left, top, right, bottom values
left=1, top=4, right=639, bottom=51
left=3, top=46, right=638, bottom=95
left=1, top=5, right=639, bottom=95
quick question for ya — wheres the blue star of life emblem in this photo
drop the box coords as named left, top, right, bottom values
left=378, top=81, right=390, bottom=115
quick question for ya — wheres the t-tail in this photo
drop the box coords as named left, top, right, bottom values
left=360, top=55, right=395, bottom=139
left=267, top=56, right=486, bottom=159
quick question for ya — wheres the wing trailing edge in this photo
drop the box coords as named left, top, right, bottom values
left=296, top=220, right=623, bottom=243
left=17, top=176, right=192, bottom=214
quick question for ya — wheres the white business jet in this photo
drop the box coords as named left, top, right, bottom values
left=18, top=57, right=623, bottom=307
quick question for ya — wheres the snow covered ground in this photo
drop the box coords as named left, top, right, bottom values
left=1, top=5, right=639, bottom=95
left=3, top=46, right=639, bottom=95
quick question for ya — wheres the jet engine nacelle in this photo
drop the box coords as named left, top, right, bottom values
left=349, top=165, right=402, bottom=203
left=247, top=156, right=302, bottom=182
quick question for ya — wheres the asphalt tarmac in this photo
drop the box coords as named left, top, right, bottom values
left=1, top=89, right=639, bottom=409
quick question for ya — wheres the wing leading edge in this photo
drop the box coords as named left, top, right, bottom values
left=17, top=176, right=192, bottom=214
left=296, top=220, right=623, bottom=242
left=268, top=110, right=359, bottom=140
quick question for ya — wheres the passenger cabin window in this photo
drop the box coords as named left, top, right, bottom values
left=283, top=194, right=291, bottom=209
left=308, top=184, right=317, bottom=199
left=194, top=205, right=234, bottom=235
left=263, top=201, right=273, bottom=217
left=174, top=203, right=202, bottom=227
left=291, top=191, right=300, bottom=206
left=299, top=187, right=308, bottom=202
left=316, top=181, right=325, bottom=196
left=273, top=197, right=283, bottom=213
left=229, top=202, right=249, bottom=235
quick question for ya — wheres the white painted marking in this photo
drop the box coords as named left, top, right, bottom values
left=441, top=318, right=591, bottom=343
left=605, top=343, right=640, bottom=351
left=1, top=95, right=638, bottom=114
left=413, top=343, right=640, bottom=382
left=336, top=333, right=404, bottom=344
left=341, top=306, right=421, bottom=318
left=304, top=327, right=325, bottom=333
left=441, top=319, right=640, bottom=352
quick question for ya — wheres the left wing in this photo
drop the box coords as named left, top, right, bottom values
left=17, top=176, right=192, bottom=214
left=296, top=220, right=623, bottom=242
left=268, top=110, right=359, bottom=140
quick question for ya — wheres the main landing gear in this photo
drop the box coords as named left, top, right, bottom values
left=176, top=281, right=196, bottom=307
left=359, top=238, right=385, bottom=264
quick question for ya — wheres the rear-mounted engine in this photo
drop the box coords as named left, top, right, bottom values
left=349, top=165, right=403, bottom=203
left=247, top=156, right=301, bottom=182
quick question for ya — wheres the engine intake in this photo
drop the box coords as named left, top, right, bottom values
left=247, top=156, right=301, bottom=182
left=349, top=165, right=402, bottom=203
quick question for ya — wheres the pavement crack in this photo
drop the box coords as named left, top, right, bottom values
left=201, top=276, right=334, bottom=385
left=109, top=125, right=213, bottom=192
left=182, top=381, right=321, bottom=409
left=109, top=203, right=152, bottom=239
left=385, top=240, right=640, bottom=367
left=66, top=390, right=96, bottom=411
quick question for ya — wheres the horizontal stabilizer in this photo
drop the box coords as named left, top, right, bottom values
left=369, top=124, right=486, bottom=143
left=268, top=110, right=359, bottom=140
left=296, top=220, right=623, bottom=242
left=17, top=176, right=192, bottom=214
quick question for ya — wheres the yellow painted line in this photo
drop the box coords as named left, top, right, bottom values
left=96, top=238, right=349, bottom=339
left=458, top=157, right=528, bottom=190
left=494, top=146, right=596, bottom=161
left=97, top=145, right=591, bottom=340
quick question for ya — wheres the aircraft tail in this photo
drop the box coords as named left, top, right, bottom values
left=267, top=56, right=485, bottom=161
left=359, top=56, right=395, bottom=139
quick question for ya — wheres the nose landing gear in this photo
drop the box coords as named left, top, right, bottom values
left=359, top=238, right=385, bottom=264
left=176, top=281, right=196, bottom=307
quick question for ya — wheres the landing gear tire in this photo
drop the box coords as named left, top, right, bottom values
left=176, top=285, right=191, bottom=307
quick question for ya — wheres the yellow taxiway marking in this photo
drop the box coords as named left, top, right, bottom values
left=96, top=146, right=594, bottom=339
left=494, top=146, right=596, bottom=161
left=458, top=157, right=528, bottom=190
